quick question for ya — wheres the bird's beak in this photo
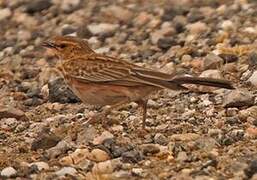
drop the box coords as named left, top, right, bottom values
left=42, top=41, right=57, bottom=49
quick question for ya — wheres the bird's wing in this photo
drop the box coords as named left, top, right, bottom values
left=62, top=54, right=186, bottom=89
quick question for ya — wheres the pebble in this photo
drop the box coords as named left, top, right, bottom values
left=25, top=0, right=52, bottom=14
left=248, top=52, right=257, bottom=68
left=203, top=53, right=223, bottom=70
left=1, top=166, right=17, bottom=177
left=154, top=133, right=168, bottom=145
left=0, top=8, right=11, bottom=22
left=92, top=159, right=121, bottom=174
left=31, top=130, right=61, bottom=150
left=223, top=90, right=254, bottom=108
left=248, top=71, right=257, bottom=86
left=176, top=151, right=188, bottom=162
left=55, top=167, right=77, bottom=176
left=46, top=140, right=73, bottom=159
left=93, top=131, right=114, bottom=145
left=121, top=150, right=143, bottom=163
left=60, top=148, right=89, bottom=165
left=87, top=23, right=119, bottom=35
left=221, top=20, right=234, bottom=30
left=53, top=0, right=81, bottom=13
left=0, top=106, right=26, bottom=120
left=170, top=133, right=200, bottom=141
left=141, top=144, right=160, bottom=155
left=245, top=127, right=257, bottom=138
left=29, top=162, right=49, bottom=171
left=244, top=159, right=257, bottom=179
left=219, top=54, right=238, bottom=63
left=88, top=149, right=110, bottom=162
left=48, top=78, right=80, bottom=103
left=150, top=24, right=175, bottom=45
left=133, top=12, right=151, bottom=27
left=131, top=168, right=145, bottom=177
left=102, top=5, right=133, bottom=22
left=186, top=22, right=208, bottom=34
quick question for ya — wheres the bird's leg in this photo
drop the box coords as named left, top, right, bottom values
left=86, top=100, right=129, bottom=126
left=136, top=99, right=148, bottom=129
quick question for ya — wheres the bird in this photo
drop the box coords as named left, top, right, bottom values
left=42, top=36, right=234, bottom=129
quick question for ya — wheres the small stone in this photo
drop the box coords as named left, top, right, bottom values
left=48, top=78, right=80, bottom=103
left=102, top=5, right=133, bottom=22
left=121, top=150, right=143, bottom=163
left=244, top=159, right=257, bottom=179
left=223, top=90, right=254, bottom=108
left=170, top=133, right=200, bottom=141
left=31, top=129, right=61, bottom=150
left=176, top=151, right=188, bottom=162
left=200, top=69, right=223, bottom=79
left=141, top=144, right=160, bottom=155
left=186, top=22, right=208, bottom=34
left=59, top=156, right=73, bottom=166
left=248, top=71, right=257, bottom=87
left=187, top=9, right=204, bottom=23
left=0, top=8, right=11, bottom=22
left=221, top=20, right=234, bottom=31
left=238, top=106, right=257, bottom=121
left=88, top=149, right=110, bottom=162
left=1, top=166, right=17, bottom=177
left=157, top=38, right=176, bottom=50
left=93, top=131, right=114, bottom=145
left=54, top=0, right=81, bottom=13
left=245, top=127, right=257, bottom=138
left=46, top=140, right=73, bottom=159
left=29, top=162, right=49, bottom=171
left=92, top=159, right=121, bottom=174
left=0, top=106, right=26, bottom=120
left=195, top=137, right=218, bottom=151
left=25, top=0, right=52, bottom=14
left=87, top=23, right=119, bottom=35
left=154, top=133, right=168, bottom=145
left=133, top=12, right=151, bottom=27
left=219, top=54, right=238, bottom=63
left=70, top=148, right=89, bottom=164
left=203, top=53, right=223, bottom=70
left=60, top=148, right=89, bottom=165
left=248, top=52, right=257, bottom=68
left=111, top=125, right=124, bottom=132
left=150, top=24, right=175, bottom=45
left=132, top=168, right=145, bottom=177
left=55, top=167, right=77, bottom=176
left=162, top=7, right=186, bottom=21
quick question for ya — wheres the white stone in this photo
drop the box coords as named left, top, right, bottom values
left=55, top=167, right=77, bottom=176
left=248, top=71, right=257, bottom=86
left=93, top=131, right=114, bottom=145
left=1, top=167, right=17, bottom=177
left=0, top=8, right=11, bottom=21
left=186, top=22, right=208, bottom=34
left=221, top=20, right=234, bottom=31
left=30, top=162, right=49, bottom=171
left=88, top=23, right=119, bottom=35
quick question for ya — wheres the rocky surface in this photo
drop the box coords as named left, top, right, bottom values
left=1, top=0, right=257, bottom=179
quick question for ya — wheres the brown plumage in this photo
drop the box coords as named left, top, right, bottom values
left=42, top=36, right=234, bottom=128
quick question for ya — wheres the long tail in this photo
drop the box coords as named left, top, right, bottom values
left=170, top=76, right=234, bottom=89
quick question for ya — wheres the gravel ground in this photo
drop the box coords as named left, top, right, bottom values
left=1, top=0, right=257, bottom=179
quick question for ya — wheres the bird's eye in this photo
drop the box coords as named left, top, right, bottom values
left=59, top=44, right=67, bottom=48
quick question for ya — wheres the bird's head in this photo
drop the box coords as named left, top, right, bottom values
left=42, top=36, right=94, bottom=59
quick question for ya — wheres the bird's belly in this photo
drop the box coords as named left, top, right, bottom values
left=65, top=79, right=156, bottom=106
left=66, top=80, right=128, bottom=106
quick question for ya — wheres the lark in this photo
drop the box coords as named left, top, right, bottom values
left=42, top=36, right=233, bottom=128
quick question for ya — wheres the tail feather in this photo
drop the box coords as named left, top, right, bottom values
left=171, top=76, right=234, bottom=89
